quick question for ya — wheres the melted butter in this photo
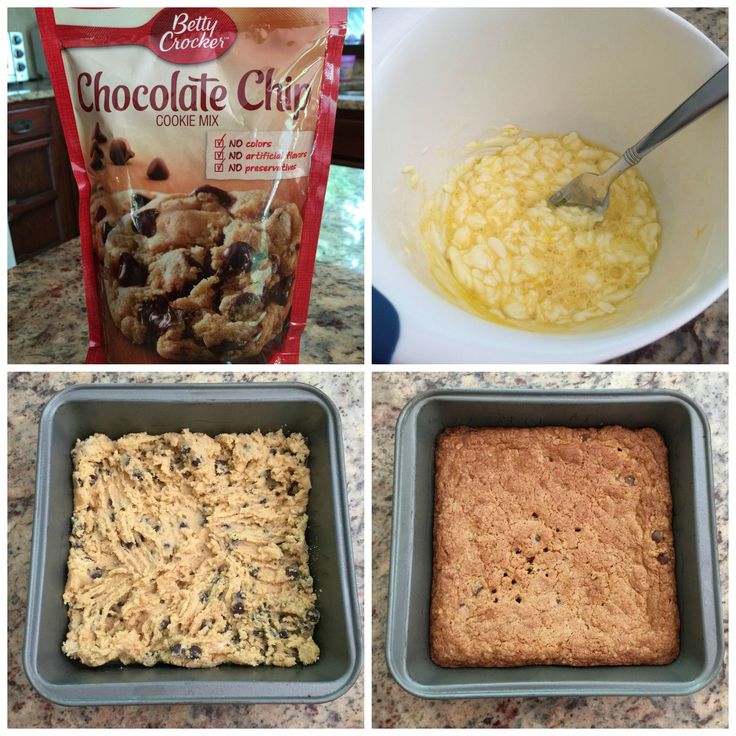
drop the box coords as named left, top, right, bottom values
left=416, top=128, right=660, bottom=330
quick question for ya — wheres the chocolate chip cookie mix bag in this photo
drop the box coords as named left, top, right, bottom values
left=37, top=8, right=346, bottom=363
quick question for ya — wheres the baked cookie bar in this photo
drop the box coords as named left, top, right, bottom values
left=431, top=425, right=679, bottom=667
left=63, top=429, right=319, bottom=668
left=90, top=186, right=302, bottom=362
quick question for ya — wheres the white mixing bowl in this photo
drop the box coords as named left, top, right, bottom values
left=373, top=8, right=728, bottom=363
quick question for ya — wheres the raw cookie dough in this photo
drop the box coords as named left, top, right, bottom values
left=90, top=185, right=301, bottom=362
left=63, top=429, right=320, bottom=668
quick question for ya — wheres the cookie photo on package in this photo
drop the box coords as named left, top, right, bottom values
left=37, top=7, right=346, bottom=363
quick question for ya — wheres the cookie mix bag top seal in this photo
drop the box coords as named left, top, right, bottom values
left=37, top=7, right=346, bottom=363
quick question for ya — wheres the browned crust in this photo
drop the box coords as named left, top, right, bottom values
left=430, top=426, right=679, bottom=668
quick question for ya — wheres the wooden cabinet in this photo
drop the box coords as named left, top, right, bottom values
left=332, top=105, right=364, bottom=168
left=8, top=97, right=78, bottom=263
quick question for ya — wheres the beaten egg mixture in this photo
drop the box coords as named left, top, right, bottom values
left=416, top=128, right=660, bottom=327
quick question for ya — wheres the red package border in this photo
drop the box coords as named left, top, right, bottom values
left=37, top=7, right=347, bottom=364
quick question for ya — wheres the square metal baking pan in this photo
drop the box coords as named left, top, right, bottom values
left=25, top=383, right=362, bottom=705
left=387, top=388, right=723, bottom=698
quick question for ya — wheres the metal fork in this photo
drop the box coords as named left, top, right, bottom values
left=548, top=64, right=728, bottom=213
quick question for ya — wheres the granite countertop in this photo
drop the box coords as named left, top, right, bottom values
left=372, top=371, right=728, bottom=727
left=8, top=165, right=363, bottom=364
left=337, top=94, right=364, bottom=111
left=8, top=371, right=364, bottom=728
left=8, top=78, right=55, bottom=103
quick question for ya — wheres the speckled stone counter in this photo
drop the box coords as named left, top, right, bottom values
left=8, top=371, right=364, bottom=728
left=8, top=79, right=55, bottom=103
left=8, top=165, right=364, bottom=365
left=372, top=371, right=727, bottom=728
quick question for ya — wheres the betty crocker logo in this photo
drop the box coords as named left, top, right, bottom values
left=148, top=8, right=237, bottom=64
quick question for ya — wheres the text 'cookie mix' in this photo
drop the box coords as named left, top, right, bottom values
left=63, top=429, right=319, bottom=668
left=431, top=426, right=679, bottom=667
left=37, top=8, right=347, bottom=363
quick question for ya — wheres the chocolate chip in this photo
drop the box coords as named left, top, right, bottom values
left=264, top=469, right=278, bottom=490
left=231, top=602, right=245, bottom=615
left=305, top=607, right=320, bottom=624
left=117, top=252, right=148, bottom=287
left=581, top=432, right=591, bottom=442
left=131, top=193, right=151, bottom=211
left=217, top=241, right=255, bottom=277
left=92, top=121, right=107, bottom=143
left=269, top=253, right=281, bottom=273
left=191, top=184, right=234, bottom=208
left=657, top=553, right=670, bottom=564
left=265, top=275, right=293, bottom=306
left=192, top=457, right=201, bottom=467
left=102, top=222, right=113, bottom=243
left=228, top=292, right=262, bottom=321
left=248, top=565, right=260, bottom=578
left=89, top=474, right=98, bottom=485
left=89, top=567, right=103, bottom=579
left=215, top=459, right=229, bottom=475
left=146, top=157, right=169, bottom=180
left=121, top=541, right=134, bottom=549
left=170, top=643, right=183, bottom=656
left=624, top=475, right=636, bottom=486
left=199, top=591, right=209, bottom=603
left=160, top=617, right=169, bottom=630
left=140, top=296, right=177, bottom=335
left=179, top=521, right=188, bottom=528
left=109, top=137, right=135, bottom=165
left=131, top=208, right=158, bottom=237
left=651, top=530, right=663, bottom=543
left=188, top=645, right=202, bottom=659
left=278, top=630, right=289, bottom=639
left=286, top=482, right=299, bottom=497
left=285, top=563, right=301, bottom=580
